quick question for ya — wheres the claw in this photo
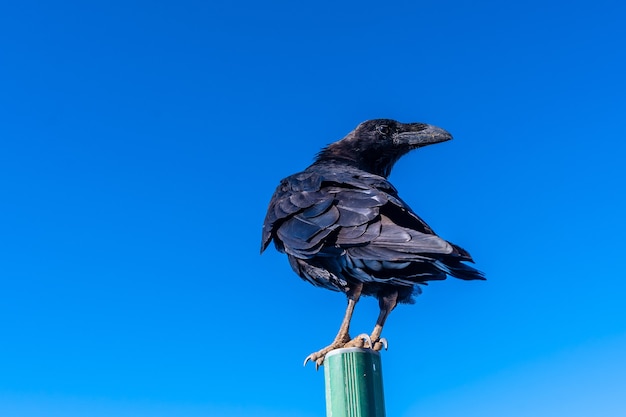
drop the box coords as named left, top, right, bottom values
left=304, top=353, right=325, bottom=370
left=350, top=333, right=372, bottom=348
left=304, top=332, right=381, bottom=370
left=379, top=337, right=388, bottom=350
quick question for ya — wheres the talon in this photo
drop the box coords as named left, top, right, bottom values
left=345, top=333, right=370, bottom=348
left=304, top=353, right=322, bottom=367
left=304, top=344, right=339, bottom=368
left=369, top=336, right=388, bottom=351
left=360, top=334, right=372, bottom=348
left=380, top=337, right=388, bottom=350
left=304, top=352, right=320, bottom=367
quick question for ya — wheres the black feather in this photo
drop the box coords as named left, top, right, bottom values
left=261, top=119, right=484, bottom=303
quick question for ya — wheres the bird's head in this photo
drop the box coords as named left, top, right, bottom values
left=316, top=119, right=453, bottom=178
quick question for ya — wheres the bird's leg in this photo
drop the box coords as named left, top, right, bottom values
left=304, top=282, right=363, bottom=368
left=368, top=289, right=399, bottom=351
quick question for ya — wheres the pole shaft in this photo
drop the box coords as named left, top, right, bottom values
left=323, top=348, right=386, bottom=417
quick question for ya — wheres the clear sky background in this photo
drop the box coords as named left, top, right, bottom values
left=1, top=1, right=625, bottom=416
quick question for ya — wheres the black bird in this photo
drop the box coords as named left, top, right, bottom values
left=261, top=119, right=484, bottom=368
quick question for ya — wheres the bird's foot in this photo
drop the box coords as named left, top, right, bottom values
left=303, top=334, right=372, bottom=370
left=372, top=337, right=388, bottom=351
left=346, top=334, right=388, bottom=351
left=344, top=333, right=372, bottom=348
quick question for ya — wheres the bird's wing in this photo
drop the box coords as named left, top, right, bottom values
left=261, top=168, right=386, bottom=256
left=262, top=167, right=483, bottom=282
left=344, top=214, right=451, bottom=255
left=261, top=169, right=332, bottom=255
left=338, top=186, right=483, bottom=282
left=262, top=167, right=447, bottom=257
left=271, top=185, right=389, bottom=259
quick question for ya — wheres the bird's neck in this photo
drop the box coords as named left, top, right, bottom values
left=315, top=148, right=398, bottom=178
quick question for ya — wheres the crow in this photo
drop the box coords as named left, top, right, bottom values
left=261, top=119, right=484, bottom=368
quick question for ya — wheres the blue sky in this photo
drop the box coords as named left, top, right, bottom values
left=1, top=0, right=625, bottom=416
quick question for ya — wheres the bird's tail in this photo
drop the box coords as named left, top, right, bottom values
left=434, top=259, right=485, bottom=281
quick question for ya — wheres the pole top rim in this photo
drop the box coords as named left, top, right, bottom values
left=325, top=347, right=381, bottom=360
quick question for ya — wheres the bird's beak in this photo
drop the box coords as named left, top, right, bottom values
left=395, top=124, right=453, bottom=149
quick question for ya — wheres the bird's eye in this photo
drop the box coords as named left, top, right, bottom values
left=376, top=125, right=390, bottom=135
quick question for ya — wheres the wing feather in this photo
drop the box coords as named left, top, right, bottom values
left=262, top=164, right=483, bottom=286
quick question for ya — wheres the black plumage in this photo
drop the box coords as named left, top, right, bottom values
left=261, top=119, right=484, bottom=367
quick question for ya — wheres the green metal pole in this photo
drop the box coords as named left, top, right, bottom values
left=323, top=347, right=386, bottom=417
